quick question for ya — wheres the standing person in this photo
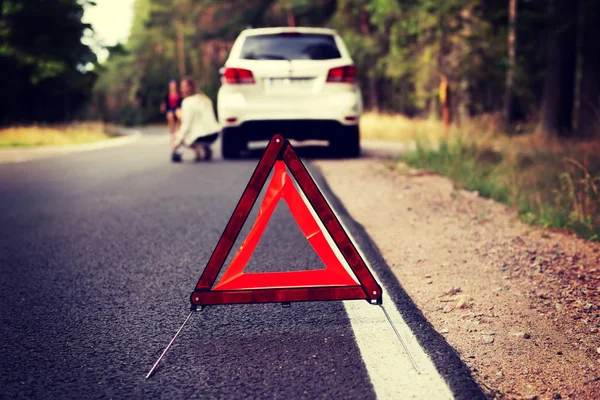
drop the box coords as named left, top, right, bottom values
left=171, top=77, right=221, bottom=163
left=160, top=79, right=183, bottom=148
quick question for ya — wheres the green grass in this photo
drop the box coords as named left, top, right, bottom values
left=0, top=123, right=117, bottom=148
left=402, top=136, right=600, bottom=241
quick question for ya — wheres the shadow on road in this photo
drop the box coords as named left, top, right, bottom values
left=241, top=143, right=362, bottom=161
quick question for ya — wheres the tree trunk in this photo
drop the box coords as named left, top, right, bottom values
left=367, top=78, right=379, bottom=111
left=359, top=6, right=379, bottom=111
left=287, top=8, right=296, bottom=27
left=176, top=22, right=186, bottom=77
left=576, top=1, right=600, bottom=139
left=538, top=0, right=578, bottom=137
left=504, top=0, right=517, bottom=124
left=191, top=48, right=203, bottom=83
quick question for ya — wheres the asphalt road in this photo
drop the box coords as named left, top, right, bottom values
left=0, top=128, right=483, bottom=399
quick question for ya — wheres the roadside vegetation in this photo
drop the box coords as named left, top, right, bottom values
left=361, top=112, right=600, bottom=241
left=3, top=0, right=599, bottom=239
left=360, top=112, right=447, bottom=143
left=0, top=123, right=118, bottom=148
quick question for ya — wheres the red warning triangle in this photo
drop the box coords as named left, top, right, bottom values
left=213, top=160, right=358, bottom=291
left=190, top=135, right=382, bottom=307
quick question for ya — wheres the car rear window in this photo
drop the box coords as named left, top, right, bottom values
left=240, top=33, right=342, bottom=61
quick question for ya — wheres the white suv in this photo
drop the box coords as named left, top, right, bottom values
left=217, top=27, right=363, bottom=158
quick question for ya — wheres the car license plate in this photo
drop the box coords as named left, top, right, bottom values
left=265, top=78, right=313, bottom=92
left=267, top=78, right=289, bottom=87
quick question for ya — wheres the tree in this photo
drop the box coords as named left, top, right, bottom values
left=576, top=0, right=600, bottom=139
left=93, top=0, right=598, bottom=138
left=538, top=0, right=579, bottom=137
left=504, top=0, right=517, bottom=124
left=0, top=0, right=97, bottom=124
left=332, top=0, right=383, bottom=111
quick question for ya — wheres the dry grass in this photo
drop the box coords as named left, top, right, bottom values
left=361, top=111, right=599, bottom=158
left=374, top=111, right=600, bottom=240
left=360, top=111, right=600, bottom=239
left=360, top=112, right=451, bottom=143
left=0, top=122, right=117, bottom=148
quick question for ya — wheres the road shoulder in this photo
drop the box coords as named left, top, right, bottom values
left=310, top=161, right=485, bottom=400
left=314, top=158, right=600, bottom=399
left=0, top=129, right=141, bottom=164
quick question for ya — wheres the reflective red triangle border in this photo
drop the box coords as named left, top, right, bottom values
left=190, top=134, right=383, bottom=307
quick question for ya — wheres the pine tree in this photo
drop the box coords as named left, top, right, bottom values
left=538, top=0, right=579, bottom=137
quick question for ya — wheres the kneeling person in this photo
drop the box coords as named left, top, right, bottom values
left=172, top=77, right=221, bottom=162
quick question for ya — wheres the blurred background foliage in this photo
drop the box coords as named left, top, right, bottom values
left=1, top=0, right=599, bottom=139
left=1, top=0, right=98, bottom=124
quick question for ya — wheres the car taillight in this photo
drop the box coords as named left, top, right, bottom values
left=223, top=68, right=255, bottom=84
left=327, top=66, right=357, bottom=83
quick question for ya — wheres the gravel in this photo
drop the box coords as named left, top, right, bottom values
left=316, top=158, right=600, bottom=399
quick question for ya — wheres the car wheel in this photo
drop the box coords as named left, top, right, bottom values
left=331, top=125, right=360, bottom=158
left=222, top=128, right=245, bottom=159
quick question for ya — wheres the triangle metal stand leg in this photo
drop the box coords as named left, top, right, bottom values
left=146, top=310, right=196, bottom=379
left=380, top=305, right=421, bottom=375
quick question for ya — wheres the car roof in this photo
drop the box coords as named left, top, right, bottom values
left=239, top=27, right=338, bottom=37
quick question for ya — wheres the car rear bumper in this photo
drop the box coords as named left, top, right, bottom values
left=224, top=120, right=357, bottom=142
left=217, top=90, right=362, bottom=129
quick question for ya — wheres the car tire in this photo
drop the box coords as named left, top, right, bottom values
left=222, top=128, right=245, bottom=159
left=331, top=125, right=360, bottom=158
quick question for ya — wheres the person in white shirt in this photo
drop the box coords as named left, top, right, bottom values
left=171, top=77, right=221, bottom=162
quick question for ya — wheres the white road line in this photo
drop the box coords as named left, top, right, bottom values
left=303, top=174, right=451, bottom=398
left=341, top=226, right=453, bottom=399
left=344, top=296, right=453, bottom=399
left=302, top=166, right=454, bottom=399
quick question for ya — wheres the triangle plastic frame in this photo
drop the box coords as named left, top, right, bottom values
left=190, top=134, right=382, bottom=308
